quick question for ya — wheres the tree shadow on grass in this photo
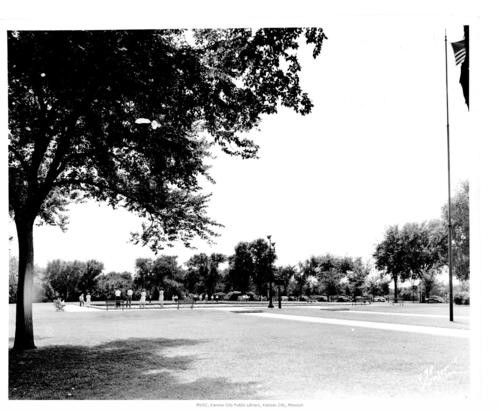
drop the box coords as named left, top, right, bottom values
left=9, top=338, right=261, bottom=400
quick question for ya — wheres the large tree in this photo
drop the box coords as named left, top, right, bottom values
left=345, top=259, right=370, bottom=297
left=400, top=220, right=447, bottom=298
left=227, top=242, right=254, bottom=292
left=186, top=252, right=226, bottom=298
left=226, top=238, right=276, bottom=295
left=134, top=256, right=184, bottom=298
left=373, top=225, right=411, bottom=302
left=249, top=238, right=276, bottom=296
left=44, top=259, right=104, bottom=301
left=8, top=28, right=325, bottom=349
left=373, top=222, right=446, bottom=302
left=275, top=265, right=296, bottom=296
left=78, top=260, right=105, bottom=295
left=151, top=255, right=185, bottom=298
left=134, top=258, right=154, bottom=289
left=297, top=254, right=357, bottom=297
left=442, top=181, right=470, bottom=281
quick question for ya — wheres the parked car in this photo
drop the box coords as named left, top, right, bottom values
left=427, top=296, right=445, bottom=303
left=354, top=296, right=372, bottom=304
left=245, top=292, right=258, bottom=301
left=226, top=291, right=242, bottom=301
left=214, top=292, right=226, bottom=301
left=373, top=296, right=386, bottom=302
left=335, top=295, right=351, bottom=302
left=311, top=295, right=328, bottom=302
left=298, top=295, right=310, bottom=302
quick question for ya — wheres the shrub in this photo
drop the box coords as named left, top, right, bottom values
left=245, top=291, right=258, bottom=301
left=213, top=292, right=226, bottom=300
left=226, top=291, right=242, bottom=301
left=311, top=295, right=328, bottom=302
left=399, top=288, right=418, bottom=301
left=454, top=292, right=470, bottom=305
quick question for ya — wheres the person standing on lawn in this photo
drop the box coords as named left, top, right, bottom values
left=140, top=289, right=146, bottom=309
left=85, top=292, right=91, bottom=307
left=126, top=288, right=133, bottom=308
left=79, top=293, right=85, bottom=307
left=115, top=288, right=122, bottom=308
left=159, top=288, right=164, bottom=308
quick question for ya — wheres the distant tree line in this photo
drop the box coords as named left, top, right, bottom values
left=9, top=181, right=469, bottom=304
left=7, top=244, right=374, bottom=303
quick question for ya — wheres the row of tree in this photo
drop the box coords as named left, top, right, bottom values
left=10, top=181, right=469, bottom=305
left=8, top=251, right=373, bottom=303
left=6, top=248, right=453, bottom=305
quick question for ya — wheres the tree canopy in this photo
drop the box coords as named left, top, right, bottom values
left=9, top=28, right=326, bottom=251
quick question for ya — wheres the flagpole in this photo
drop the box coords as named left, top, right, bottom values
left=445, top=30, right=454, bottom=322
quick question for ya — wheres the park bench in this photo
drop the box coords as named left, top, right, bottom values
left=390, top=298, right=405, bottom=306
left=176, top=298, right=196, bottom=309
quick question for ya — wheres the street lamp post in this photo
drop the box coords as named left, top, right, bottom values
left=274, top=279, right=284, bottom=309
left=267, top=235, right=275, bottom=309
left=278, top=284, right=282, bottom=309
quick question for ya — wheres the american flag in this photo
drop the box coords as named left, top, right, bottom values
left=451, top=40, right=466, bottom=65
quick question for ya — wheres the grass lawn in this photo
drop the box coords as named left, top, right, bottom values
left=9, top=302, right=469, bottom=400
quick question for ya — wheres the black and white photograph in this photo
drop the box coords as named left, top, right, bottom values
left=3, top=1, right=499, bottom=408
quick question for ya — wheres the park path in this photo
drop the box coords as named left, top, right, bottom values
left=242, top=312, right=470, bottom=338
left=290, top=305, right=469, bottom=319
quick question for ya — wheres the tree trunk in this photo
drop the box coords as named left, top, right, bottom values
left=393, top=276, right=398, bottom=303
left=13, top=217, right=37, bottom=350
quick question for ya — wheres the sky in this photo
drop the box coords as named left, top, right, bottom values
left=7, top=19, right=472, bottom=274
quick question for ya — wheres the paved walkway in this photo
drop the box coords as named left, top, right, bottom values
left=64, top=305, right=101, bottom=313
left=291, top=305, right=469, bottom=320
left=243, top=312, right=470, bottom=338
